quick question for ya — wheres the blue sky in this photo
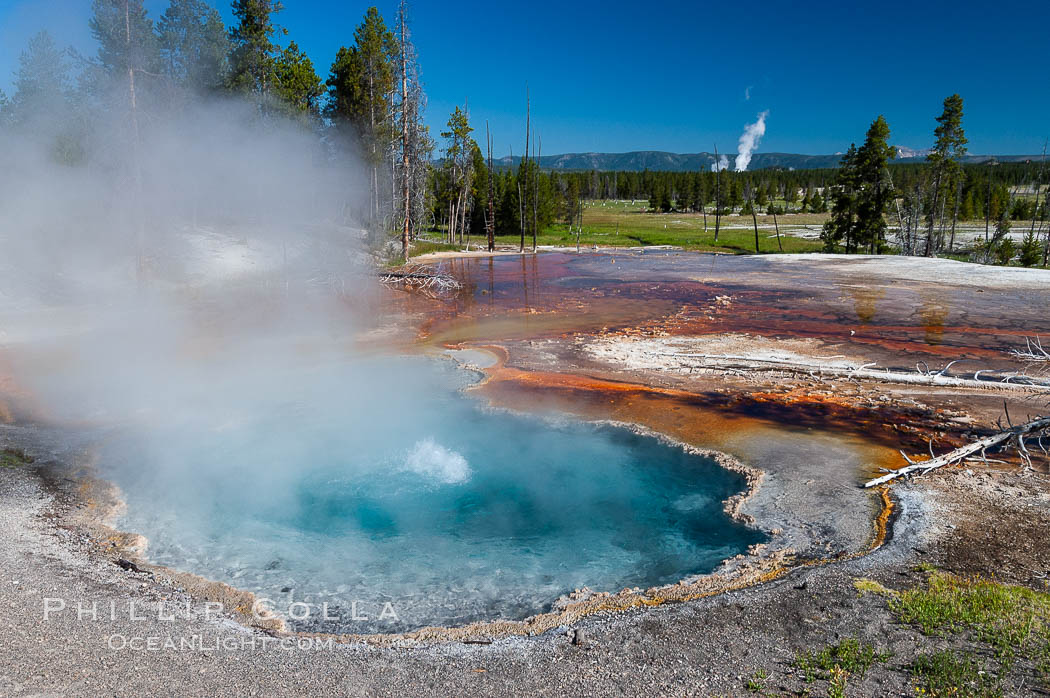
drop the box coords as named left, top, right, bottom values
left=1, top=0, right=1048, bottom=156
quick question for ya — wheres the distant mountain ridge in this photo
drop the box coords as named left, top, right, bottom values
left=491, top=150, right=1040, bottom=172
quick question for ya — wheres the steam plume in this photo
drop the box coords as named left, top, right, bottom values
left=735, top=110, right=769, bottom=172
left=711, top=155, right=729, bottom=172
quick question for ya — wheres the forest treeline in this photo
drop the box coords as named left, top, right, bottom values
left=0, top=1, right=1047, bottom=266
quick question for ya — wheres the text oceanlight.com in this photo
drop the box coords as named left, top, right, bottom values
left=106, top=635, right=335, bottom=652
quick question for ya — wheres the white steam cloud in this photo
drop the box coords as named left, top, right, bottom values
left=711, top=154, right=729, bottom=172
left=735, top=110, right=769, bottom=172
left=0, top=56, right=385, bottom=513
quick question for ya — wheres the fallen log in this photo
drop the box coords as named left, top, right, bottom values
left=864, top=415, right=1050, bottom=488
left=378, top=264, right=462, bottom=294
left=1009, top=336, right=1050, bottom=363
left=654, top=352, right=1050, bottom=392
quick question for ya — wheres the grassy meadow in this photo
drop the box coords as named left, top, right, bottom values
left=424, top=200, right=830, bottom=255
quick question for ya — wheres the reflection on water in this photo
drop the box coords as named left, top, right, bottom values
left=840, top=279, right=886, bottom=325
left=918, top=292, right=949, bottom=346
left=412, top=251, right=1050, bottom=365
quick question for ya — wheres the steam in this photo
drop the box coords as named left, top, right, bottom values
left=0, top=33, right=384, bottom=512
left=735, top=110, right=769, bottom=172
left=744, top=86, right=752, bottom=101
left=711, top=154, right=729, bottom=172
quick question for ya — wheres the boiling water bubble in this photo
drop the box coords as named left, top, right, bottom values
left=403, top=438, right=471, bottom=485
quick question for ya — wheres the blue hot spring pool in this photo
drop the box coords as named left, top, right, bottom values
left=104, top=355, right=764, bottom=633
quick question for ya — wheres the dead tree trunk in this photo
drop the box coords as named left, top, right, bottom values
left=713, top=144, right=721, bottom=243
left=1042, top=187, right=1050, bottom=267
left=532, top=134, right=540, bottom=252
left=865, top=415, right=1050, bottom=488
left=925, top=172, right=942, bottom=257
left=936, top=193, right=947, bottom=251
left=123, top=0, right=145, bottom=283
left=747, top=183, right=760, bottom=253
left=398, top=0, right=410, bottom=261
left=486, top=121, right=495, bottom=252
left=772, top=205, right=783, bottom=252
left=948, top=179, right=961, bottom=252
left=517, top=182, right=524, bottom=252
left=985, top=169, right=992, bottom=243
left=459, top=179, right=469, bottom=247
left=520, top=87, right=529, bottom=253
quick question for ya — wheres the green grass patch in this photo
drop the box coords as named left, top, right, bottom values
left=745, top=668, right=768, bottom=693
left=794, top=637, right=891, bottom=683
left=891, top=570, right=1050, bottom=663
left=0, top=448, right=33, bottom=469
left=890, top=569, right=1050, bottom=692
left=495, top=200, right=827, bottom=255
left=854, top=577, right=897, bottom=597
left=910, top=650, right=1002, bottom=697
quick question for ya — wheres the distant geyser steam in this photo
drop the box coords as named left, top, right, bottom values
left=735, top=110, right=769, bottom=172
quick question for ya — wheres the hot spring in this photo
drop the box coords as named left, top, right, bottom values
left=102, top=355, right=763, bottom=633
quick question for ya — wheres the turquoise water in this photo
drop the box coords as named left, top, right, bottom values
left=107, top=356, right=763, bottom=633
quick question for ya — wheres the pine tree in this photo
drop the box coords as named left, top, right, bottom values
left=959, top=189, right=977, bottom=220
left=89, top=0, right=158, bottom=277
left=1019, top=228, right=1041, bottom=267
left=853, top=115, right=896, bottom=253
left=821, top=145, right=858, bottom=252
left=997, top=240, right=1015, bottom=265
left=659, top=183, right=672, bottom=213
left=157, top=0, right=229, bottom=95
left=440, top=106, right=474, bottom=244
left=90, top=0, right=159, bottom=80
left=993, top=185, right=1011, bottom=221
left=497, top=169, right=521, bottom=236
left=325, top=48, right=361, bottom=133
left=9, top=31, right=71, bottom=126
left=7, top=31, right=79, bottom=161
left=273, top=41, right=323, bottom=116
left=326, top=8, right=397, bottom=225
left=88, top=0, right=160, bottom=131
left=566, top=177, right=581, bottom=227
left=468, top=142, right=489, bottom=238
left=755, top=185, right=767, bottom=207
left=924, top=94, right=968, bottom=256
left=227, top=0, right=281, bottom=100
left=980, top=209, right=1012, bottom=264
left=728, top=178, right=743, bottom=211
